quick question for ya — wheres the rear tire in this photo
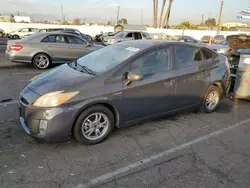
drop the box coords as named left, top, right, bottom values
left=73, top=105, right=115, bottom=145
left=200, top=85, right=222, bottom=113
left=13, top=35, right=20, bottom=39
left=32, top=53, right=51, bottom=69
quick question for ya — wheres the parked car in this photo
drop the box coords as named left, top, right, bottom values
left=103, top=31, right=151, bottom=45
left=212, top=35, right=225, bottom=44
left=94, top=32, right=113, bottom=42
left=0, top=29, right=5, bottom=37
left=24, top=28, right=93, bottom=43
left=6, top=32, right=102, bottom=69
left=177, top=36, right=204, bottom=45
left=18, top=40, right=231, bottom=144
left=208, top=40, right=229, bottom=54
left=201, top=35, right=211, bottom=43
left=7, top=28, right=38, bottom=39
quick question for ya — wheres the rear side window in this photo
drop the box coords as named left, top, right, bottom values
left=174, top=46, right=202, bottom=68
left=142, top=32, right=150, bottom=38
left=65, top=35, right=86, bottom=45
left=126, top=33, right=133, bottom=38
left=201, top=48, right=214, bottom=60
left=41, top=35, right=66, bottom=43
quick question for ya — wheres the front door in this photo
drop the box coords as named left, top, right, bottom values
left=41, top=34, right=71, bottom=63
left=64, top=35, right=93, bottom=61
left=173, top=45, right=207, bottom=107
left=118, top=47, right=177, bottom=123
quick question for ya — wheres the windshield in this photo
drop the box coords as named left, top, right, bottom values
left=216, top=40, right=228, bottom=45
left=108, top=31, right=121, bottom=36
left=114, top=31, right=125, bottom=37
left=69, top=44, right=141, bottom=74
left=237, top=49, right=250, bottom=54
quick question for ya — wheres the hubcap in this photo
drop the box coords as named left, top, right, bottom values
left=35, top=55, right=49, bottom=68
left=81, top=113, right=109, bottom=140
left=206, top=91, right=219, bottom=110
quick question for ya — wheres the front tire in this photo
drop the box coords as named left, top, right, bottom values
left=32, top=53, right=51, bottom=69
left=0, top=31, right=4, bottom=38
left=73, top=105, right=115, bottom=145
left=200, top=85, right=221, bottom=113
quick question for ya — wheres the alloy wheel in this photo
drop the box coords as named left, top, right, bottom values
left=206, top=90, right=219, bottom=110
left=35, top=55, right=50, bottom=69
left=81, top=113, right=109, bottom=141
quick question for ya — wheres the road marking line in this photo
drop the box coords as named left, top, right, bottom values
left=74, top=118, right=250, bottom=188
left=12, top=72, right=42, bottom=75
left=0, top=100, right=18, bottom=107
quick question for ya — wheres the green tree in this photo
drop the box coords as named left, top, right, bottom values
left=107, top=21, right=112, bottom=25
left=180, top=21, right=191, bottom=35
left=118, top=18, right=128, bottom=24
left=162, top=0, right=174, bottom=28
left=205, top=18, right=216, bottom=30
left=221, top=26, right=228, bottom=31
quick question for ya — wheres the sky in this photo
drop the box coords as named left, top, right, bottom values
left=0, top=0, right=249, bottom=25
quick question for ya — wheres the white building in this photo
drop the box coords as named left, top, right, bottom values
left=222, top=22, right=247, bottom=28
left=14, top=16, right=31, bottom=23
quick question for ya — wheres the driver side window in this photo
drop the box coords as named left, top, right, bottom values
left=111, top=48, right=171, bottom=81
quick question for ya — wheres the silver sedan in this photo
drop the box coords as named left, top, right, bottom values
left=5, top=32, right=102, bottom=69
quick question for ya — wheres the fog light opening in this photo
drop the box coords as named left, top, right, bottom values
left=39, top=120, right=48, bottom=136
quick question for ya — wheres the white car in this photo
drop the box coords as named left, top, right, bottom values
left=7, top=28, right=38, bottom=39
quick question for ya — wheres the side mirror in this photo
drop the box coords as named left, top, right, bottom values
left=85, top=43, right=91, bottom=47
left=123, top=72, right=143, bottom=85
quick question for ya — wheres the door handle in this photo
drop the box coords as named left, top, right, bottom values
left=46, top=45, right=52, bottom=47
left=164, top=80, right=175, bottom=87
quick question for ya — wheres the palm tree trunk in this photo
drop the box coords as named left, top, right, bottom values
left=163, top=0, right=173, bottom=28
left=155, top=0, right=158, bottom=27
left=153, top=0, right=156, bottom=27
left=159, top=0, right=166, bottom=28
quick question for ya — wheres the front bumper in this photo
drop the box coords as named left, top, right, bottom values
left=18, top=88, right=78, bottom=142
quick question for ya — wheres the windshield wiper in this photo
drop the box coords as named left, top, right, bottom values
left=81, top=65, right=96, bottom=76
left=73, top=60, right=96, bottom=76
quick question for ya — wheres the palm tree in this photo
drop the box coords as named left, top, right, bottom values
left=159, top=0, right=167, bottom=28
left=162, top=0, right=173, bottom=28
left=180, top=21, right=191, bottom=35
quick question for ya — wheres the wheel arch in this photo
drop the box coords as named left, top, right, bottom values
left=71, top=102, right=120, bottom=135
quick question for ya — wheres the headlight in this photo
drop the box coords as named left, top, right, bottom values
left=33, top=91, right=79, bottom=107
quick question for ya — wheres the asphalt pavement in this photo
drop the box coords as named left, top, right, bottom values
left=1, top=39, right=250, bottom=188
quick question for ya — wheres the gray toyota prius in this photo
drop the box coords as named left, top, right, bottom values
left=19, top=40, right=231, bottom=145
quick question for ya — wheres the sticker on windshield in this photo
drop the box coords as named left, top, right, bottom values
left=126, top=47, right=140, bottom=52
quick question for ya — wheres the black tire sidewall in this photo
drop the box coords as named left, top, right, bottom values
left=13, top=35, right=20, bottom=39
left=73, top=105, right=115, bottom=145
left=33, top=53, right=51, bottom=69
left=201, top=85, right=221, bottom=113
left=0, top=32, right=3, bottom=37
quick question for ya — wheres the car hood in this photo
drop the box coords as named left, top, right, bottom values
left=27, top=64, right=95, bottom=96
left=92, top=44, right=104, bottom=49
left=227, top=35, right=250, bottom=50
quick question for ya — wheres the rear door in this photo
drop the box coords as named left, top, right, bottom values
left=41, top=34, right=71, bottom=63
left=173, top=44, right=207, bottom=107
left=64, top=35, right=94, bottom=60
left=113, top=47, right=178, bottom=122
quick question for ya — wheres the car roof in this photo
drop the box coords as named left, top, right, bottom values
left=116, top=40, right=204, bottom=50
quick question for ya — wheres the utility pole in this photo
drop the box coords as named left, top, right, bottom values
left=217, top=0, right=224, bottom=34
left=61, top=4, right=64, bottom=23
left=116, top=6, right=120, bottom=25
left=201, top=14, right=204, bottom=25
